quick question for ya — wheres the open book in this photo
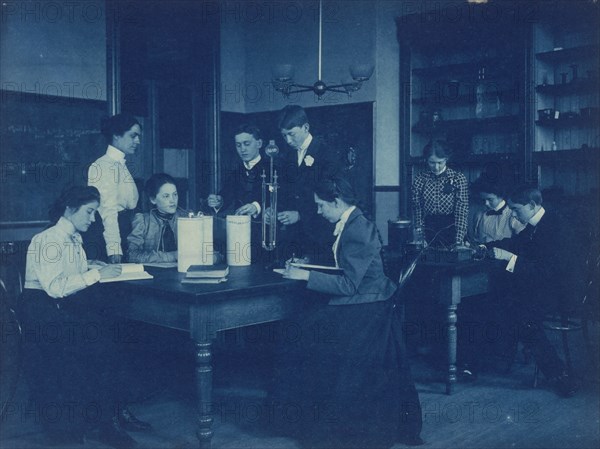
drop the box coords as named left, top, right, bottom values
left=98, top=263, right=154, bottom=283
left=290, top=262, right=343, bottom=274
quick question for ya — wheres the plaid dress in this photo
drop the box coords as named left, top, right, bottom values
left=411, top=167, right=469, bottom=243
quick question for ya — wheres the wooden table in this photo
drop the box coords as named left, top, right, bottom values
left=96, top=265, right=303, bottom=449
left=412, top=260, right=491, bottom=395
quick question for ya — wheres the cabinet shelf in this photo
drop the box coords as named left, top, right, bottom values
left=412, top=90, right=521, bottom=106
left=533, top=148, right=600, bottom=165
left=536, top=79, right=600, bottom=95
left=408, top=153, right=517, bottom=166
left=413, top=116, right=519, bottom=134
left=536, top=45, right=599, bottom=63
left=535, top=116, right=599, bottom=128
left=412, top=58, right=520, bottom=81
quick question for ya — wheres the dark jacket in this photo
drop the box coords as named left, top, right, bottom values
left=278, top=136, right=340, bottom=261
left=307, top=208, right=397, bottom=305
left=219, top=155, right=270, bottom=214
left=492, top=210, right=577, bottom=312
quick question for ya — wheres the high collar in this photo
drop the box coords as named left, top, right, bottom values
left=244, top=154, right=262, bottom=170
left=529, top=206, right=545, bottom=226
left=298, top=133, right=313, bottom=153
left=333, top=205, right=357, bottom=236
left=56, top=216, right=79, bottom=237
left=493, top=200, right=507, bottom=212
left=107, top=144, right=126, bottom=162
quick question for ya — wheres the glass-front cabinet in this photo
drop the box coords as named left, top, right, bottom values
left=396, top=1, right=599, bottom=212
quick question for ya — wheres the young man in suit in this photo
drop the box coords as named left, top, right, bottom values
left=276, top=105, right=339, bottom=263
left=485, top=186, right=579, bottom=397
left=207, top=123, right=268, bottom=217
left=207, top=124, right=269, bottom=263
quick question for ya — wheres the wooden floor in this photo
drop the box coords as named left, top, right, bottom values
left=2, top=322, right=599, bottom=449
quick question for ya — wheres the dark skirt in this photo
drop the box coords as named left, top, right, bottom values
left=82, top=209, right=134, bottom=262
left=424, top=213, right=456, bottom=248
left=268, top=298, right=422, bottom=449
left=20, top=288, right=121, bottom=435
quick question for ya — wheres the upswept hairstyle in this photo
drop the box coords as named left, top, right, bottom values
left=100, top=113, right=141, bottom=141
left=423, top=140, right=453, bottom=160
left=314, top=176, right=358, bottom=206
left=144, top=173, right=177, bottom=199
left=48, top=186, right=100, bottom=224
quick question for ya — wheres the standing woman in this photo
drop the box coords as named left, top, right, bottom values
left=278, top=176, right=423, bottom=449
left=85, top=113, right=141, bottom=263
left=411, top=140, right=469, bottom=247
left=22, top=186, right=138, bottom=447
left=127, top=173, right=187, bottom=263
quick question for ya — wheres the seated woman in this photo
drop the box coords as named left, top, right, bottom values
left=22, top=186, right=139, bottom=448
left=468, top=175, right=525, bottom=244
left=127, top=173, right=187, bottom=263
left=274, top=176, right=423, bottom=448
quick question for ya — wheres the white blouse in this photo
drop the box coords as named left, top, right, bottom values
left=25, top=217, right=100, bottom=299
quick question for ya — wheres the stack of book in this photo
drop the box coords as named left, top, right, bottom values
left=181, top=263, right=229, bottom=284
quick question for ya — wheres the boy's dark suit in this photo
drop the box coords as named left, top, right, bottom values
left=278, top=136, right=340, bottom=263
left=491, top=210, right=575, bottom=379
left=217, top=156, right=269, bottom=263
left=219, top=156, right=269, bottom=213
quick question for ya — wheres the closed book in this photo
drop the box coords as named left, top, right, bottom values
left=181, top=277, right=228, bottom=284
left=185, top=264, right=229, bottom=278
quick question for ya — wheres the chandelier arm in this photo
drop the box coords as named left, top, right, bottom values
left=322, top=87, right=353, bottom=94
left=326, top=82, right=362, bottom=90
left=285, top=86, right=319, bottom=94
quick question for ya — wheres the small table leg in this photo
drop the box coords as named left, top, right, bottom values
left=195, top=340, right=213, bottom=449
left=446, top=304, right=458, bottom=395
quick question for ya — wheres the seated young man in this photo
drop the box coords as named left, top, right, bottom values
left=482, top=185, right=579, bottom=397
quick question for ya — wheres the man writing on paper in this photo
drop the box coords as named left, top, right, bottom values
left=483, top=186, right=579, bottom=397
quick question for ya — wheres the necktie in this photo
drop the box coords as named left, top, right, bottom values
left=161, top=224, right=177, bottom=252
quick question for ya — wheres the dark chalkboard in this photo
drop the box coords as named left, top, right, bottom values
left=0, top=91, right=108, bottom=223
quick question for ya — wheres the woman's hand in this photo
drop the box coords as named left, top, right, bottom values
left=282, top=266, right=310, bottom=281
left=108, top=255, right=122, bottom=264
left=98, top=264, right=122, bottom=279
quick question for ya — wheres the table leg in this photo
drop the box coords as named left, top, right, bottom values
left=195, top=340, right=213, bottom=449
left=446, top=304, right=458, bottom=395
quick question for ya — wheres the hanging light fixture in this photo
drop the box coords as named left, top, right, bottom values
left=271, top=0, right=374, bottom=98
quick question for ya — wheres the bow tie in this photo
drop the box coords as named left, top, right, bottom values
left=485, top=204, right=507, bottom=216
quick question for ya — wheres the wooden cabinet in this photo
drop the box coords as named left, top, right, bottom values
left=396, top=1, right=599, bottom=212
left=532, top=4, right=600, bottom=194
left=396, top=3, right=530, bottom=214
